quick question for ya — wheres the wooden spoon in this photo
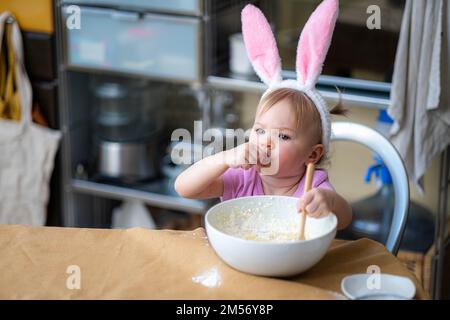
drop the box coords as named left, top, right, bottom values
left=299, top=162, right=315, bottom=240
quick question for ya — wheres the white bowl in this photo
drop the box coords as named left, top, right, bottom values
left=205, top=195, right=337, bottom=277
left=341, top=274, right=416, bottom=300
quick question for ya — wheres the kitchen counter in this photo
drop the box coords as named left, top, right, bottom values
left=0, top=224, right=429, bottom=299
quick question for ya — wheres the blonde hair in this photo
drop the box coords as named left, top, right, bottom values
left=256, top=88, right=347, bottom=166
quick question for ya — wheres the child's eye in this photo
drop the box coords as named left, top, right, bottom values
left=255, top=128, right=265, bottom=135
left=279, top=133, right=291, bottom=140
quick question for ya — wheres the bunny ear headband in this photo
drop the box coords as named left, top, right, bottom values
left=241, top=0, right=339, bottom=152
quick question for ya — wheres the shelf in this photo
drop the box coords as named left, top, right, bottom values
left=71, top=178, right=211, bottom=214
left=207, top=74, right=391, bottom=110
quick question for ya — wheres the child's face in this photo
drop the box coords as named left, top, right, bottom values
left=250, top=98, right=322, bottom=177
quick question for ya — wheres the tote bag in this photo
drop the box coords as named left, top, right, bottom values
left=0, top=12, right=61, bottom=225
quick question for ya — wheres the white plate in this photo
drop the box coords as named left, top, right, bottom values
left=341, top=274, right=416, bottom=300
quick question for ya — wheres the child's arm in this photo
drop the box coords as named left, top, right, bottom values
left=174, top=151, right=228, bottom=199
left=175, top=142, right=261, bottom=199
left=297, top=188, right=352, bottom=230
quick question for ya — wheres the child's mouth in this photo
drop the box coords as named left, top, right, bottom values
left=258, top=150, right=271, bottom=167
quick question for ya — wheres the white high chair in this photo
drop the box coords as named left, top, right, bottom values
left=331, top=122, right=410, bottom=255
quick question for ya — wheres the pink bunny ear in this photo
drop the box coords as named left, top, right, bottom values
left=296, top=0, right=339, bottom=88
left=241, top=4, right=282, bottom=86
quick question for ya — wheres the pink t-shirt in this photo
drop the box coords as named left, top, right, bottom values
left=221, top=167, right=334, bottom=201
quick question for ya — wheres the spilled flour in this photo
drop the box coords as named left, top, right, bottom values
left=191, top=266, right=222, bottom=288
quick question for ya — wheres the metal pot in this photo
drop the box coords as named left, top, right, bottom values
left=96, top=138, right=161, bottom=183
left=90, top=76, right=167, bottom=182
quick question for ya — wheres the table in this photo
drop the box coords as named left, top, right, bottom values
left=0, top=224, right=429, bottom=299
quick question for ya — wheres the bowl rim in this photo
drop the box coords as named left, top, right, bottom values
left=340, top=273, right=416, bottom=300
left=205, top=195, right=337, bottom=246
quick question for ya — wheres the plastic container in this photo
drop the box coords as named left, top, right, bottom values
left=62, top=0, right=202, bottom=16
left=64, top=6, right=201, bottom=81
left=350, top=156, right=395, bottom=244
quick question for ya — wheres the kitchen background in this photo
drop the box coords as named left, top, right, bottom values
left=0, top=0, right=448, bottom=298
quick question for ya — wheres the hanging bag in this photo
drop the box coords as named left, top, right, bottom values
left=0, top=12, right=61, bottom=225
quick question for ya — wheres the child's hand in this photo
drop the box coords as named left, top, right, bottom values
left=297, top=188, right=335, bottom=218
left=223, top=142, right=270, bottom=170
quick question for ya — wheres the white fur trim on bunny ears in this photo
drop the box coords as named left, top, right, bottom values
left=241, top=0, right=339, bottom=152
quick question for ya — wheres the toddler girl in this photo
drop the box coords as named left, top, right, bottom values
left=175, top=0, right=352, bottom=230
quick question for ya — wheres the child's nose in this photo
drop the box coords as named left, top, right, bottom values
left=260, top=135, right=272, bottom=149
left=265, top=130, right=280, bottom=147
